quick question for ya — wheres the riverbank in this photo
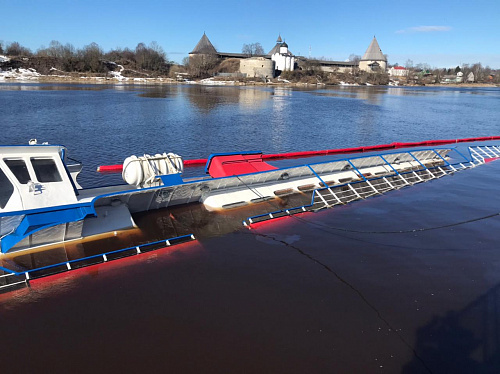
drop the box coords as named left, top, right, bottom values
left=1, top=70, right=499, bottom=88
left=427, top=83, right=498, bottom=87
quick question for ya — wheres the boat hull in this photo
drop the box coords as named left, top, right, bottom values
left=3, top=145, right=499, bottom=254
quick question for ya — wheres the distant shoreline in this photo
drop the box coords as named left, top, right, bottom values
left=0, top=75, right=498, bottom=88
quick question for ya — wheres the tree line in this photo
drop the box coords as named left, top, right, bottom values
left=0, top=40, right=171, bottom=73
left=1, top=39, right=498, bottom=83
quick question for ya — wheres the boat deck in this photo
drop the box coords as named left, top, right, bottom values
left=76, top=184, right=136, bottom=203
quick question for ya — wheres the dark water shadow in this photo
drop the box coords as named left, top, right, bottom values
left=403, top=283, right=500, bottom=373
left=137, top=85, right=180, bottom=98
left=185, top=85, right=240, bottom=112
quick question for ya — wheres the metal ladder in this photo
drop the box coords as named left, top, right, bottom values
left=469, top=145, right=500, bottom=164
left=310, top=150, right=471, bottom=211
left=244, top=145, right=497, bottom=226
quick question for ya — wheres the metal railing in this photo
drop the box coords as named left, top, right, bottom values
left=243, top=146, right=494, bottom=225
left=0, top=233, right=196, bottom=292
left=468, top=145, right=500, bottom=164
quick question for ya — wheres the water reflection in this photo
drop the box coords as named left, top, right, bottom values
left=403, top=283, right=500, bottom=373
left=311, top=86, right=390, bottom=105
left=1, top=83, right=499, bottom=188
left=238, top=87, right=271, bottom=111
left=387, top=87, right=406, bottom=96
left=310, top=85, right=500, bottom=103
left=186, top=85, right=240, bottom=112
left=132, top=85, right=273, bottom=112
left=1, top=192, right=311, bottom=273
left=354, top=88, right=383, bottom=105
left=137, top=85, right=180, bottom=98
left=270, top=87, right=293, bottom=150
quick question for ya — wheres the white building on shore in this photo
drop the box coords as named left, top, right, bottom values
left=389, top=66, right=408, bottom=77
left=269, top=36, right=295, bottom=72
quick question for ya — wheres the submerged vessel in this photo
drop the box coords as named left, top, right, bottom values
left=1, top=138, right=500, bottom=291
left=1, top=139, right=499, bottom=256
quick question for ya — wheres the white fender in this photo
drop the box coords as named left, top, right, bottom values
left=122, top=155, right=142, bottom=186
left=122, top=153, right=183, bottom=187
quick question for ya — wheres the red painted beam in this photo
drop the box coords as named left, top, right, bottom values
left=96, top=136, right=500, bottom=173
left=97, top=158, right=210, bottom=172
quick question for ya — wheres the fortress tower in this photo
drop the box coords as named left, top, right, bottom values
left=359, top=37, right=387, bottom=72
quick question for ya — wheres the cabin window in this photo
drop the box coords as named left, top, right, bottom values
left=30, top=158, right=62, bottom=183
left=4, top=159, right=31, bottom=184
left=0, top=168, right=14, bottom=209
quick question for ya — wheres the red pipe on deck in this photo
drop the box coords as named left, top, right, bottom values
left=97, top=158, right=209, bottom=173
left=96, top=136, right=500, bottom=173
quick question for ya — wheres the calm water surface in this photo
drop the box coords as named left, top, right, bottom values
left=1, top=83, right=500, bottom=373
left=1, top=83, right=499, bottom=185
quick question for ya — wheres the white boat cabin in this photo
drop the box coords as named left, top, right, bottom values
left=0, top=145, right=79, bottom=213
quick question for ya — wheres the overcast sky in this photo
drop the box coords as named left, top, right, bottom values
left=1, top=0, right=499, bottom=68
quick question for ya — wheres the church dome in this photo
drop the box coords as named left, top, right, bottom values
left=281, top=42, right=288, bottom=48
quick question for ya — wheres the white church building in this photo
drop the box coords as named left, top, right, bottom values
left=268, top=35, right=295, bottom=72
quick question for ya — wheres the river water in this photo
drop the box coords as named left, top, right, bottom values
left=1, top=83, right=500, bottom=373
left=1, top=84, right=499, bottom=185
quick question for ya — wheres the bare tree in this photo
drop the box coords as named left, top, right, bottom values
left=242, top=43, right=264, bottom=57
left=33, top=40, right=77, bottom=72
left=348, top=54, right=361, bottom=64
left=300, top=58, right=321, bottom=73
left=121, top=48, right=135, bottom=61
left=416, top=63, right=431, bottom=71
left=483, top=65, right=492, bottom=82
left=78, top=42, right=104, bottom=72
left=242, top=43, right=251, bottom=56
left=471, top=63, right=484, bottom=82
left=104, top=48, right=124, bottom=62
left=148, top=41, right=168, bottom=70
left=188, top=54, right=219, bottom=78
left=37, top=40, right=74, bottom=58
left=107, top=47, right=135, bottom=62
left=254, top=43, right=264, bottom=55
left=6, top=42, right=32, bottom=56
left=431, top=67, right=445, bottom=82
left=48, top=40, right=63, bottom=58
left=135, top=41, right=168, bottom=71
left=135, top=42, right=147, bottom=66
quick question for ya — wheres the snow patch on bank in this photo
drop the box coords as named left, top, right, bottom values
left=200, top=77, right=234, bottom=85
left=0, top=68, right=41, bottom=80
left=109, top=64, right=127, bottom=81
left=339, top=81, right=359, bottom=86
left=0, top=63, right=175, bottom=83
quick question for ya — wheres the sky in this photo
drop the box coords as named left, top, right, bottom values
left=1, top=0, right=499, bottom=68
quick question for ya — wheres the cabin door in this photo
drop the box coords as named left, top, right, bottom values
left=2, top=156, right=77, bottom=210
